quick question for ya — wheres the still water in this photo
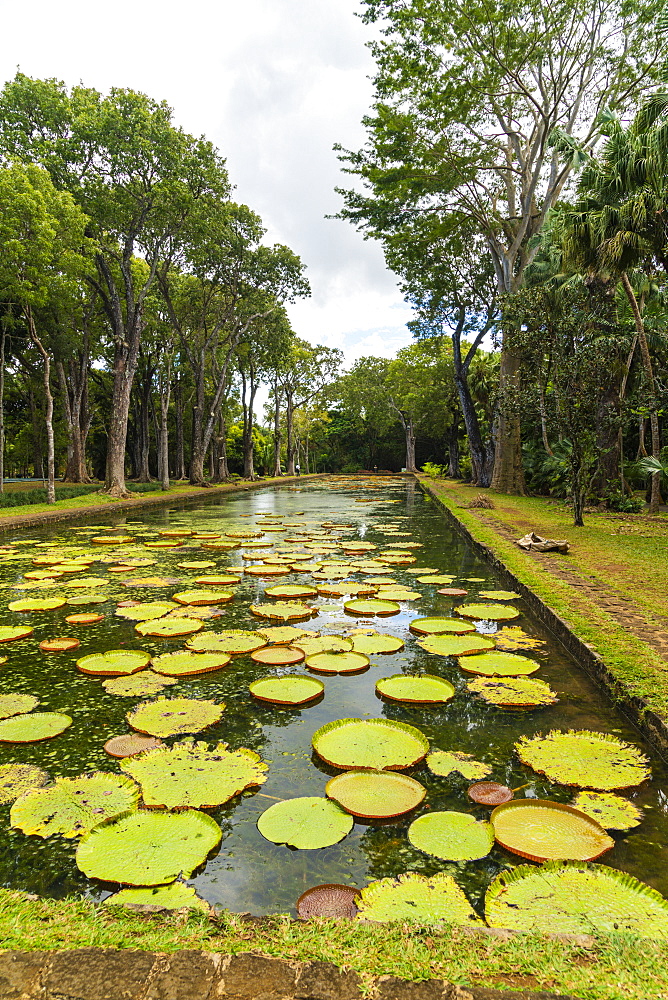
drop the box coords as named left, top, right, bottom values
left=0, top=477, right=665, bottom=916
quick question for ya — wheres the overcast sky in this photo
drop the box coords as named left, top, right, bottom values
left=0, top=0, right=415, bottom=376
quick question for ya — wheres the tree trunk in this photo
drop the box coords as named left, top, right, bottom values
left=272, top=381, right=282, bottom=476
left=286, top=392, right=295, bottom=474
left=491, top=342, right=526, bottom=494
left=620, top=273, right=661, bottom=514
left=539, top=385, right=553, bottom=456
left=218, top=412, right=229, bottom=481
left=0, top=327, right=5, bottom=493
left=447, top=419, right=460, bottom=478
left=25, top=309, right=55, bottom=504
left=158, top=357, right=171, bottom=492
left=104, top=314, right=142, bottom=497
left=454, top=372, right=490, bottom=486
left=242, top=369, right=258, bottom=480
left=57, top=356, right=91, bottom=483
left=189, top=364, right=206, bottom=486
left=173, top=378, right=186, bottom=480
left=404, top=415, right=417, bottom=473
left=28, top=389, right=44, bottom=480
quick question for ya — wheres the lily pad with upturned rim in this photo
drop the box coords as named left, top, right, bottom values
left=515, top=730, right=651, bottom=790
left=458, top=651, right=540, bottom=677
left=344, top=599, right=400, bottom=617
left=257, top=796, right=353, bottom=850
left=135, top=617, right=204, bottom=638
left=356, top=872, right=481, bottom=925
left=264, top=584, right=318, bottom=600
left=127, top=697, right=225, bottom=738
left=418, top=634, right=496, bottom=657
left=312, top=718, right=429, bottom=771
left=39, top=637, right=80, bottom=653
left=426, top=750, right=492, bottom=781
left=408, top=811, right=494, bottom=861
left=250, top=646, right=305, bottom=666
left=376, top=674, right=455, bottom=704
left=306, top=651, right=370, bottom=675
left=249, top=602, right=317, bottom=621
left=7, top=597, right=66, bottom=612
left=11, top=772, right=139, bottom=839
left=0, top=694, right=39, bottom=719
left=120, top=739, right=267, bottom=809
left=485, top=861, right=668, bottom=939
left=292, top=636, right=352, bottom=657
left=326, top=770, right=425, bottom=819
left=104, top=734, right=164, bottom=758
left=255, top=626, right=317, bottom=644
left=185, top=630, right=266, bottom=654
left=467, top=676, right=557, bottom=708
left=571, top=791, right=644, bottom=831
left=250, top=675, right=324, bottom=705
left=0, top=712, right=71, bottom=742
left=297, top=884, right=359, bottom=920
left=103, top=673, right=177, bottom=698
left=150, top=651, right=231, bottom=677
left=76, top=809, right=222, bottom=885
left=104, top=883, right=210, bottom=912
left=457, top=603, right=520, bottom=621
left=409, top=617, right=475, bottom=636
left=350, top=632, right=404, bottom=655
left=0, top=625, right=33, bottom=643
left=478, top=590, right=521, bottom=601
left=172, top=590, right=234, bottom=606
left=490, top=799, right=614, bottom=862
left=0, top=763, right=49, bottom=804
left=76, top=650, right=151, bottom=677
left=65, top=613, right=105, bottom=626
left=114, top=601, right=174, bottom=622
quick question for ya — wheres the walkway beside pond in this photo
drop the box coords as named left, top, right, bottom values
left=419, top=475, right=668, bottom=734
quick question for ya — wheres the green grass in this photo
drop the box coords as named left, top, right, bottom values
left=1, top=889, right=667, bottom=999
left=420, top=476, right=668, bottom=721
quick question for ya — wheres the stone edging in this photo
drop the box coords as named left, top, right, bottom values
left=418, top=478, right=668, bottom=755
left=0, top=474, right=325, bottom=534
left=0, top=948, right=577, bottom=1000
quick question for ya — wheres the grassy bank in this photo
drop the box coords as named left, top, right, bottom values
left=418, top=475, right=668, bottom=722
left=0, top=889, right=666, bottom=999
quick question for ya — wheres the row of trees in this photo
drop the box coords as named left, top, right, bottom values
left=335, top=0, right=668, bottom=523
left=0, top=74, right=346, bottom=499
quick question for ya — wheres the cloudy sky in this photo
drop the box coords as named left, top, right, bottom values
left=0, top=0, right=414, bottom=373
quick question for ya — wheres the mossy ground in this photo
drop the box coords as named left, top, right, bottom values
left=419, top=475, right=668, bottom=722
left=1, top=889, right=667, bottom=999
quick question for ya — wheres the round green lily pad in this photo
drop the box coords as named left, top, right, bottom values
left=104, top=883, right=210, bottom=912
left=250, top=675, right=324, bottom=705
left=408, top=811, right=494, bottom=861
left=458, top=652, right=539, bottom=676
left=135, top=617, right=204, bottom=637
left=249, top=602, right=316, bottom=621
left=66, top=595, right=106, bottom=607
left=127, top=697, right=225, bottom=737
left=265, top=584, right=318, bottom=600
left=0, top=625, right=33, bottom=642
left=344, top=599, right=400, bottom=616
left=7, top=597, right=66, bottom=612
left=371, top=589, right=422, bottom=601
left=0, top=763, right=49, bottom=804
left=250, top=646, right=305, bottom=666
left=115, top=601, right=174, bottom=622
left=76, top=650, right=151, bottom=677
left=172, top=590, right=234, bottom=606
left=350, top=632, right=404, bottom=655
left=457, top=603, right=520, bottom=621
left=571, top=791, right=644, bottom=831
left=478, top=590, right=520, bottom=601
left=104, top=734, right=164, bottom=758
left=485, top=861, right=668, bottom=938
left=76, top=809, right=222, bottom=885
left=256, top=626, right=316, bottom=644
left=356, top=872, right=481, bottom=925
left=102, top=672, right=178, bottom=697
left=515, top=730, right=651, bottom=790
left=11, top=772, right=139, bottom=839
left=293, top=636, right=353, bottom=656
left=312, top=718, right=429, bottom=771
left=417, top=634, right=496, bottom=657
left=326, top=770, right=425, bottom=818
left=186, top=630, right=266, bottom=654
left=491, top=799, right=614, bottom=862
left=257, top=797, right=353, bottom=849
left=306, top=651, right=370, bottom=674
left=467, top=676, right=557, bottom=708
left=376, top=674, right=455, bottom=703
left=415, top=575, right=456, bottom=584
left=150, top=651, right=231, bottom=677
left=426, top=750, right=492, bottom=781
left=0, top=712, right=71, bottom=742
left=0, top=694, right=39, bottom=719
left=120, top=739, right=267, bottom=809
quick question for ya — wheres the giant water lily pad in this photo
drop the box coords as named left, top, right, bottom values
left=11, top=772, right=139, bottom=838
left=0, top=712, right=71, bottom=742
left=77, top=650, right=151, bottom=677
left=350, top=632, right=404, bottom=655
left=127, top=697, right=225, bottom=737
left=457, top=603, right=520, bottom=621
left=491, top=799, right=614, bottom=862
left=194, top=575, right=241, bottom=586
left=344, top=599, right=400, bottom=616
left=515, top=730, right=651, bottom=790
left=478, top=590, right=520, bottom=601
left=250, top=602, right=317, bottom=621
left=186, top=630, right=266, bottom=654
left=150, top=651, right=231, bottom=676
left=0, top=694, right=39, bottom=719
left=120, top=740, right=267, bottom=808
left=426, top=750, right=492, bottom=781
left=458, top=651, right=540, bottom=677
left=571, top=791, right=644, bottom=831
left=66, top=595, right=106, bottom=607
left=356, top=872, right=481, bottom=925
left=415, top=575, right=455, bottom=584
left=135, top=617, right=203, bottom=637
left=264, top=584, right=318, bottom=600
left=105, top=883, right=210, bottom=912
left=172, top=590, right=234, bottom=606
left=250, top=675, right=324, bottom=705
left=255, top=626, right=317, bottom=644
left=293, top=635, right=352, bottom=656
left=7, top=598, right=66, bottom=612
left=467, top=676, right=557, bottom=708
left=76, top=809, right=222, bottom=885
left=306, top=651, right=370, bottom=674
left=326, top=770, right=425, bottom=818
left=0, top=625, right=33, bottom=642
left=417, top=634, right=496, bottom=657
left=103, top=672, right=177, bottom=698
left=250, top=645, right=305, bottom=667
left=372, top=589, right=422, bottom=601
left=376, top=674, right=455, bottom=704
left=312, top=718, right=429, bottom=771
left=115, top=601, right=174, bottom=621
left=257, top=797, right=353, bottom=849
left=408, top=811, right=494, bottom=861
left=494, top=627, right=546, bottom=653
left=104, top=734, right=164, bottom=758
left=0, top=763, right=49, bottom=804
left=485, top=861, right=668, bottom=938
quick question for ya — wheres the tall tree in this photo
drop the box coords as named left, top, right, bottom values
left=276, top=340, right=343, bottom=474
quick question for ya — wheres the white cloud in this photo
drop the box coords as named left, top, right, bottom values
left=0, top=0, right=414, bottom=368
